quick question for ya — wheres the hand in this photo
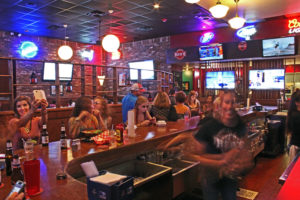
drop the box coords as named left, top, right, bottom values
left=31, top=99, right=41, bottom=111
left=92, top=109, right=100, bottom=116
left=142, top=120, right=151, bottom=126
left=150, top=117, right=156, bottom=124
left=6, top=192, right=24, bottom=200
left=79, top=110, right=91, bottom=120
left=40, top=99, right=48, bottom=110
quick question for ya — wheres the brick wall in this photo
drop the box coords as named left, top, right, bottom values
left=0, top=30, right=103, bottom=107
left=104, top=36, right=172, bottom=98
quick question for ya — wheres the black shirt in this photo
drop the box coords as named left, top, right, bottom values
left=194, top=117, right=247, bottom=154
left=290, top=110, right=300, bottom=146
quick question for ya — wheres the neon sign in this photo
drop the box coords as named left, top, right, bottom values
left=20, top=41, right=38, bottom=58
left=288, top=18, right=300, bottom=34
left=236, top=25, right=256, bottom=40
left=200, top=32, right=215, bottom=43
left=80, top=49, right=94, bottom=61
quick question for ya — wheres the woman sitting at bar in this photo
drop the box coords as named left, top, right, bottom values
left=202, top=95, right=214, bottom=118
left=69, top=96, right=99, bottom=138
left=93, top=96, right=112, bottom=130
left=287, top=90, right=300, bottom=163
left=131, top=96, right=156, bottom=127
left=8, top=96, right=48, bottom=149
left=150, top=92, right=178, bottom=121
left=174, top=91, right=191, bottom=119
left=187, top=90, right=201, bottom=117
left=164, top=91, right=254, bottom=200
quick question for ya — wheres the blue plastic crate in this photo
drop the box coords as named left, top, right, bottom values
left=87, top=170, right=134, bottom=200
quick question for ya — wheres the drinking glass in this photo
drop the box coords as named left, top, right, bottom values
left=23, top=159, right=40, bottom=196
left=24, top=140, right=34, bottom=160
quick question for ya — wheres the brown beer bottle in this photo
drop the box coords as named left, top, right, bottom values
left=5, top=140, right=13, bottom=176
left=11, top=154, right=24, bottom=185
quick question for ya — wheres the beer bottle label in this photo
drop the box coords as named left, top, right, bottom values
left=42, top=136, right=49, bottom=144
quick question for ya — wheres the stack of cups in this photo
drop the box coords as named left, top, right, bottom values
left=127, top=110, right=135, bottom=138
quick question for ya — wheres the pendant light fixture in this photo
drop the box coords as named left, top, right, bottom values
left=58, top=24, right=73, bottom=60
left=185, top=0, right=200, bottom=3
left=209, top=0, right=229, bottom=18
left=228, top=0, right=246, bottom=29
left=102, top=6, right=120, bottom=53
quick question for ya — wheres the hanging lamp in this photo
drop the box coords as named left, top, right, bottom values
left=228, top=0, right=246, bottom=29
left=58, top=24, right=73, bottom=60
left=209, top=0, right=229, bottom=18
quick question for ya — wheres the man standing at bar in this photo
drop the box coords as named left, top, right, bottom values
left=122, top=83, right=145, bottom=123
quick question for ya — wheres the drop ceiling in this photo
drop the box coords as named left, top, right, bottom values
left=0, top=0, right=299, bottom=44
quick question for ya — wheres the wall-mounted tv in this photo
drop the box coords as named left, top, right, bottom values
left=262, top=37, right=295, bottom=57
left=42, top=62, right=73, bottom=81
left=199, top=44, right=223, bottom=61
left=206, top=71, right=235, bottom=89
left=129, top=60, right=154, bottom=80
left=249, top=69, right=284, bottom=90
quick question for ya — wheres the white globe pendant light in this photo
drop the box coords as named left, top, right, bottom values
left=102, top=34, right=120, bottom=53
left=209, top=1, right=229, bottom=18
left=185, top=0, right=200, bottom=4
left=228, top=0, right=246, bottom=29
left=58, top=45, right=73, bottom=60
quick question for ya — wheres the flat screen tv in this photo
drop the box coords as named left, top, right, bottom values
left=199, top=44, right=223, bottom=60
left=42, top=62, right=73, bottom=81
left=249, top=69, right=284, bottom=90
left=262, top=37, right=295, bottom=57
left=206, top=71, right=235, bottom=89
left=129, top=60, right=154, bottom=80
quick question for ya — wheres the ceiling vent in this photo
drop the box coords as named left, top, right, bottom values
left=47, top=25, right=63, bottom=30
left=136, top=26, right=153, bottom=32
left=87, top=10, right=106, bottom=18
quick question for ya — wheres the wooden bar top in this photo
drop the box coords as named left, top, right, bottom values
left=0, top=117, right=200, bottom=200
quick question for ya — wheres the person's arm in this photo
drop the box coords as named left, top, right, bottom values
left=92, top=109, right=106, bottom=130
left=39, top=99, right=48, bottom=127
left=68, top=117, right=81, bottom=139
left=6, top=192, right=24, bottom=200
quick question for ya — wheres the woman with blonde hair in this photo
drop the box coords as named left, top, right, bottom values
left=187, top=90, right=201, bottom=117
left=131, top=96, right=156, bottom=127
left=93, top=96, right=112, bottom=130
left=150, top=91, right=178, bottom=121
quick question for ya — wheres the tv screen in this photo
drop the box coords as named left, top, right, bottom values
left=262, top=37, right=295, bottom=57
left=206, top=71, right=235, bottom=89
left=199, top=44, right=223, bottom=60
left=249, top=69, right=284, bottom=90
left=43, top=62, right=73, bottom=81
left=129, top=60, right=154, bottom=80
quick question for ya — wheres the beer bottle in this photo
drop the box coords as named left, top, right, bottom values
left=60, top=122, right=67, bottom=149
left=11, top=154, right=24, bottom=185
left=41, top=124, right=49, bottom=146
left=5, top=140, right=13, bottom=176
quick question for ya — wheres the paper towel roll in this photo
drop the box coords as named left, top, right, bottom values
left=127, top=110, right=135, bottom=137
left=247, top=98, right=250, bottom=109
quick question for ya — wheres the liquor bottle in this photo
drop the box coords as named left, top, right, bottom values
left=5, top=140, right=13, bottom=176
left=60, top=122, right=67, bottom=149
left=41, top=124, right=49, bottom=146
left=30, top=72, right=37, bottom=84
left=11, top=154, right=24, bottom=185
left=115, top=124, right=124, bottom=145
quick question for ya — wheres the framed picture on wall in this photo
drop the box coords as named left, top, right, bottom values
left=119, top=73, right=126, bottom=86
left=182, top=81, right=189, bottom=91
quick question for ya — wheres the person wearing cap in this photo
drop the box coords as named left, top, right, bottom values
left=122, top=83, right=145, bottom=123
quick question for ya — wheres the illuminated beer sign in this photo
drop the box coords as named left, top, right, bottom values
left=288, top=18, right=300, bottom=34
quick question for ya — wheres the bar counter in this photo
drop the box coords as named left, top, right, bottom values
left=0, top=107, right=277, bottom=199
left=0, top=117, right=200, bottom=200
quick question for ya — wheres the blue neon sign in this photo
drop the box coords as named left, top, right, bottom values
left=200, top=32, right=215, bottom=43
left=20, top=41, right=38, bottom=58
left=236, top=25, right=257, bottom=40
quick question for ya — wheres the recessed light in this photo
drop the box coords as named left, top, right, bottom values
left=153, top=3, right=160, bottom=9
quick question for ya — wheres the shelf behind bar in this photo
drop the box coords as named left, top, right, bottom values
left=0, top=93, right=12, bottom=95
left=97, top=91, right=114, bottom=93
left=13, top=84, right=51, bottom=86
left=0, top=75, right=12, bottom=77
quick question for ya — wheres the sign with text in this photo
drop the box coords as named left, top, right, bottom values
left=166, top=46, right=199, bottom=64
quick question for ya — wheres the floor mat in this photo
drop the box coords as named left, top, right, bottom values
left=236, top=188, right=258, bottom=200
